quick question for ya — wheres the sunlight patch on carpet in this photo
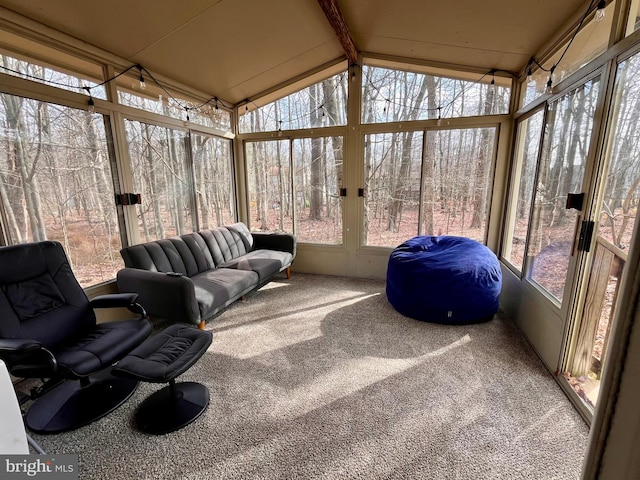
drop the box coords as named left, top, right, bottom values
left=265, top=334, right=472, bottom=419
left=214, top=293, right=382, bottom=359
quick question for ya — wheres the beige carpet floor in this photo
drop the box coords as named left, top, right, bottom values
left=30, top=273, right=590, bottom=479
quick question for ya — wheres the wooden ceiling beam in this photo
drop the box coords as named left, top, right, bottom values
left=316, top=0, right=358, bottom=64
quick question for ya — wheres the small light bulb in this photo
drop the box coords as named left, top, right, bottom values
left=88, top=97, right=95, bottom=114
left=527, top=69, right=533, bottom=83
left=545, top=78, right=553, bottom=95
left=595, top=0, right=606, bottom=22
left=139, top=74, right=146, bottom=90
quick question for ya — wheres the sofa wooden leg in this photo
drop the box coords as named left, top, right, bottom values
left=286, top=267, right=291, bottom=280
left=198, top=320, right=205, bottom=330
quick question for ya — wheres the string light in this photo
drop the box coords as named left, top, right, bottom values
left=138, top=65, right=146, bottom=90
left=595, top=0, right=606, bottom=22
left=351, top=64, right=358, bottom=83
left=278, top=120, right=283, bottom=137
left=183, top=107, right=190, bottom=126
left=87, top=96, right=95, bottom=113
left=545, top=65, right=556, bottom=94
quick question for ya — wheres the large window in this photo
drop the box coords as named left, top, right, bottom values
left=364, top=131, right=423, bottom=247
left=245, top=136, right=344, bottom=244
left=125, top=120, right=195, bottom=241
left=364, top=127, right=497, bottom=247
left=293, top=137, right=343, bottom=244
left=192, top=133, right=236, bottom=229
left=0, top=93, right=120, bottom=286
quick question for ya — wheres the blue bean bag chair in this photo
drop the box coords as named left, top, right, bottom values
left=386, top=236, right=502, bottom=324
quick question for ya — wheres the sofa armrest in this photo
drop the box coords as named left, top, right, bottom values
left=251, top=232, right=296, bottom=258
left=116, top=268, right=201, bottom=325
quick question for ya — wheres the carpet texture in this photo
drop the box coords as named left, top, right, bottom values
left=29, top=273, right=589, bottom=479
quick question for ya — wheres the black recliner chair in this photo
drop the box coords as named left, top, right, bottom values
left=0, top=241, right=152, bottom=434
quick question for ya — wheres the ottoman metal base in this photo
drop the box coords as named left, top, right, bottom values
left=135, top=380, right=209, bottom=435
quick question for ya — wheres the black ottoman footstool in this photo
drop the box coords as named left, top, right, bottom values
left=113, top=324, right=213, bottom=434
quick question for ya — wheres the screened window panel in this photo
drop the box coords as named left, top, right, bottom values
left=238, top=72, right=347, bottom=133
left=125, top=120, right=194, bottom=241
left=525, top=79, right=601, bottom=303
left=364, top=131, right=424, bottom=247
left=502, top=110, right=545, bottom=271
left=362, top=66, right=510, bottom=124
left=245, top=140, right=293, bottom=233
left=421, top=128, right=497, bottom=243
left=292, top=137, right=343, bottom=244
left=118, top=85, right=232, bottom=131
left=0, top=94, right=121, bottom=286
left=191, top=133, right=236, bottom=229
left=598, top=54, right=640, bottom=252
left=0, top=52, right=106, bottom=99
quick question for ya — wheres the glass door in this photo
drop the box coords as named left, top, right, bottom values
left=563, top=51, right=640, bottom=410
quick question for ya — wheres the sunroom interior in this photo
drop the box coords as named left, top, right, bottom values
left=1, top=0, right=640, bottom=478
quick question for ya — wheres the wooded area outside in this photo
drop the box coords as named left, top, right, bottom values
left=245, top=136, right=343, bottom=244
left=239, top=72, right=347, bottom=133
left=565, top=51, right=640, bottom=402
left=0, top=56, right=120, bottom=286
left=503, top=109, right=544, bottom=271
left=241, top=66, right=506, bottom=247
left=362, top=66, right=510, bottom=123
left=0, top=54, right=236, bottom=287
left=364, top=127, right=496, bottom=246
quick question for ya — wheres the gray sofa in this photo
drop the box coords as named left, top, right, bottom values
left=116, top=222, right=295, bottom=328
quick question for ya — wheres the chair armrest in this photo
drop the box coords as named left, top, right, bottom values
left=0, top=338, right=43, bottom=354
left=0, top=339, right=57, bottom=379
left=116, top=268, right=201, bottom=325
left=252, top=232, right=296, bottom=257
left=90, top=293, right=146, bottom=317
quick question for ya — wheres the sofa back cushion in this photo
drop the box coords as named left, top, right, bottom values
left=198, top=225, right=252, bottom=266
left=120, top=223, right=256, bottom=274
left=120, top=233, right=215, bottom=276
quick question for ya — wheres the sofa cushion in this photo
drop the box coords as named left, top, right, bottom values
left=222, top=250, right=293, bottom=281
left=191, top=268, right=258, bottom=318
left=199, top=227, right=249, bottom=265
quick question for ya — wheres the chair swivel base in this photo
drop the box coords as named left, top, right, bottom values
left=135, top=380, right=209, bottom=435
left=26, top=369, right=139, bottom=434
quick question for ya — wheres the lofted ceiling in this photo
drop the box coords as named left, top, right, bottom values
left=0, top=0, right=587, bottom=105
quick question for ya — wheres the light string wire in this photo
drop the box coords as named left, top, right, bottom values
left=526, top=0, right=598, bottom=88
left=0, top=61, right=232, bottom=117
left=361, top=67, right=507, bottom=119
left=0, top=0, right=601, bottom=122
